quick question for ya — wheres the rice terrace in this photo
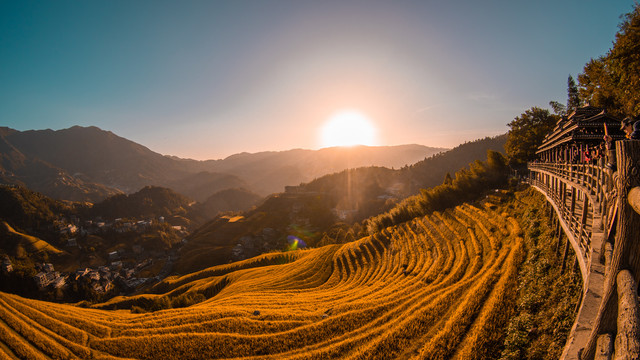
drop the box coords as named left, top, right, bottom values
left=0, top=189, right=581, bottom=359
left=1, top=1, right=640, bottom=359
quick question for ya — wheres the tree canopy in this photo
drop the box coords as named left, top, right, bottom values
left=567, top=75, right=581, bottom=113
left=578, top=3, right=640, bottom=117
left=505, top=107, right=559, bottom=168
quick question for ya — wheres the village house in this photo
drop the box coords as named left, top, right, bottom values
left=75, top=268, right=89, bottom=280
left=110, top=261, right=123, bottom=271
left=59, top=224, right=78, bottom=235
left=33, top=271, right=63, bottom=289
left=1, top=257, right=13, bottom=273
left=51, top=275, right=67, bottom=289
left=41, top=263, right=55, bottom=273
left=33, top=272, right=52, bottom=288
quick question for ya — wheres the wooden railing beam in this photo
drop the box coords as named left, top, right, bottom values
left=629, top=187, right=640, bottom=216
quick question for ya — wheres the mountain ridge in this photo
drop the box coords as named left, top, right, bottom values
left=0, top=126, right=448, bottom=201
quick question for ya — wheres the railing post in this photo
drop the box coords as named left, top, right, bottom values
left=562, top=183, right=567, bottom=217
left=556, top=230, right=563, bottom=254
left=580, top=196, right=589, bottom=248
left=561, top=232, right=570, bottom=274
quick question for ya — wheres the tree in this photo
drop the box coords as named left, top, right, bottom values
left=578, top=3, right=640, bottom=117
left=486, top=150, right=507, bottom=172
left=443, top=172, right=453, bottom=185
left=505, top=107, right=559, bottom=168
left=567, top=75, right=581, bottom=113
left=578, top=57, right=619, bottom=112
left=549, top=101, right=566, bottom=116
left=608, top=3, right=640, bottom=116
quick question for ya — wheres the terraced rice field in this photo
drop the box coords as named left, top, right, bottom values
left=0, top=197, right=526, bottom=359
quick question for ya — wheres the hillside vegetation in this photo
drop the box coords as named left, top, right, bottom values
left=0, top=188, right=579, bottom=359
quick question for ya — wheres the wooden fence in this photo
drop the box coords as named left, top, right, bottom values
left=528, top=140, right=640, bottom=360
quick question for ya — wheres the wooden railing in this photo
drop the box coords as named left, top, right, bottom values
left=528, top=162, right=611, bottom=215
left=527, top=162, right=608, bottom=280
left=528, top=141, right=640, bottom=360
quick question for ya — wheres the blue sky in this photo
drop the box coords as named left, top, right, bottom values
left=0, top=0, right=635, bottom=159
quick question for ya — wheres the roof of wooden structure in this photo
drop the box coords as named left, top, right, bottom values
left=536, top=106, right=624, bottom=154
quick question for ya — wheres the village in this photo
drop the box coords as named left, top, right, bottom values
left=23, top=214, right=186, bottom=300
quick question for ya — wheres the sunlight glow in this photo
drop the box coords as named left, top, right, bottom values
left=321, top=110, right=378, bottom=148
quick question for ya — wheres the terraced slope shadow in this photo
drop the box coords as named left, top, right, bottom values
left=0, top=193, right=527, bottom=360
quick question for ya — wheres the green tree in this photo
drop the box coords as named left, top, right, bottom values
left=567, top=75, right=581, bottom=113
left=505, top=107, right=559, bottom=168
left=578, top=3, right=640, bottom=117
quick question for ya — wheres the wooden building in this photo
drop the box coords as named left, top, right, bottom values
left=536, top=106, right=625, bottom=163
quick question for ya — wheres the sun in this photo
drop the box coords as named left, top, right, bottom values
left=320, top=110, right=378, bottom=148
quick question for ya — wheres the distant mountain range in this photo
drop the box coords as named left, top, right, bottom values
left=0, top=126, right=446, bottom=202
left=176, top=134, right=507, bottom=274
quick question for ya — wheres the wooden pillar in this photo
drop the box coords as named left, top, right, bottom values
left=615, top=270, right=640, bottom=359
left=560, top=183, right=567, bottom=214
left=579, top=196, right=590, bottom=246
left=611, top=141, right=640, bottom=287
left=561, top=234, right=570, bottom=274
left=555, top=229, right=563, bottom=254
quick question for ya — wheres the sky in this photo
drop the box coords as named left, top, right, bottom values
left=0, top=0, right=636, bottom=160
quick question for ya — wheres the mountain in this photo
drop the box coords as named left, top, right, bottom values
left=0, top=126, right=247, bottom=203
left=195, top=188, right=262, bottom=219
left=167, top=172, right=251, bottom=203
left=401, top=135, right=508, bottom=195
left=0, top=185, right=75, bottom=263
left=0, top=184, right=70, bottom=232
left=3, top=126, right=198, bottom=193
left=0, top=129, right=121, bottom=203
left=189, top=144, right=447, bottom=195
left=174, top=135, right=506, bottom=274
left=87, top=186, right=194, bottom=222
left=0, top=126, right=446, bottom=202
left=293, top=135, right=508, bottom=222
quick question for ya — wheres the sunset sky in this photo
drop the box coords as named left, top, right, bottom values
left=0, top=0, right=635, bottom=159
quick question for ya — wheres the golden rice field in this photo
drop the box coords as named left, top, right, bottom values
left=0, top=196, right=527, bottom=360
